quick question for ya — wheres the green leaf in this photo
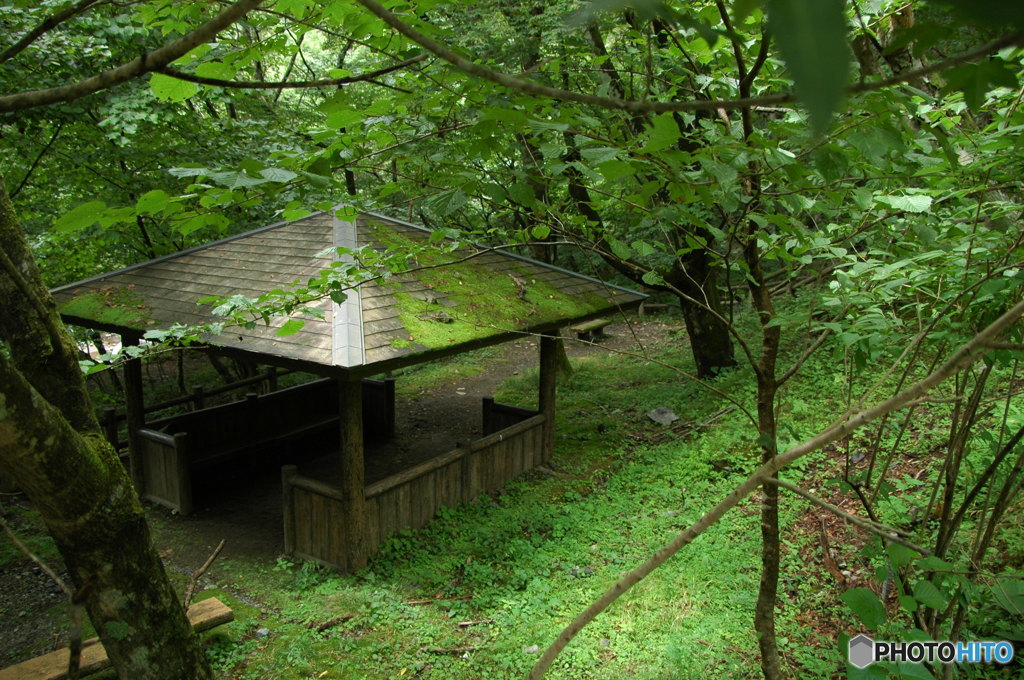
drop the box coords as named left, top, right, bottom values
left=508, top=182, right=536, bottom=205
left=527, top=119, right=569, bottom=133
left=597, top=159, right=635, bottom=182
left=641, top=270, right=665, bottom=286
left=875, top=194, right=933, bottom=213
left=733, top=0, right=763, bottom=22
left=852, top=188, right=874, bottom=211
left=150, top=73, right=198, bottom=102
left=136, top=190, right=170, bottom=214
left=898, top=595, right=919, bottom=612
left=580, top=146, right=621, bottom=164
left=55, top=201, right=106, bottom=232
left=912, top=580, right=949, bottom=610
left=892, top=661, right=941, bottom=680
left=167, top=166, right=210, bottom=178
left=299, top=171, right=333, bottom=188
left=481, top=107, right=528, bottom=126
left=766, top=0, right=849, bottom=134
left=531, top=225, right=551, bottom=240
left=813, top=146, right=849, bottom=183
left=641, top=113, right=680, bottom=153
left=194, top=61, right=236, bottom=80
left=840, top=587, right=886, bottom=630
left=326, top=109, right=363, bottom=129
left=607, top=237, right=634, bottom=260
left=277, top=319, right=305, bottom=337
left=282, top=207, right=312, bottom=221
left=990, top=580, right=1024, bottom=616
left=259, top=168, right=299, bottom=183
left=886, top=542, right=918, bottom=568
left=632, top=240, right=657, bottom=257
left=209, top=170, right=269, bottom=189
left=703, top=159, right=738, bottom=187
left=425, top=188, right=468, bottom=216
left=942, top=60, right=1019, bottom=112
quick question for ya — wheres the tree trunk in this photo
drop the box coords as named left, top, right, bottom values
left=744, top=219, right=782, bottom=680
left=0, top=175, right=213, bottom=679
left=666, top=246, right=737, bottom=379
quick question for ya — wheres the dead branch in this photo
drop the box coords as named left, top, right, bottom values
left=819, top=519, right=847, bottom=586
left=768, top=478, right=931, bottom=555
left=407, top=594, right=471, bottom=605
left=457, top=619, right=493, bottom=628
left=423, top=646, right=477, bottom=654
left=182, top=539, right=225, bottom=608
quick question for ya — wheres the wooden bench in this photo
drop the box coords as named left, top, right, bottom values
left=570, top=318, right=611, bottom=341
left=638, top=301, right=670, bottom=317
left=0, top=597, right=234, bottom=680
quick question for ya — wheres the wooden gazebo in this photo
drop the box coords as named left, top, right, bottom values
left=51, top=209, right=644, bottom=570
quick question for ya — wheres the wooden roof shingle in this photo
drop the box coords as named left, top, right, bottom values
left=51, top=209, right=645, bottom=375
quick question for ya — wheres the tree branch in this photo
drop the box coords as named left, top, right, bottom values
left=527, top=297, right=1024, bottom=679
left=766, top=477, right=931, bottom=555
left=355, top=0, right=1021, bottom=115
left=0, top=0, right=101, bottom=65
left=156, top=53, right=427, bottom=90
left=0, top=0, right=264, bottom=113
left=11, top=121, right=64, bottom=199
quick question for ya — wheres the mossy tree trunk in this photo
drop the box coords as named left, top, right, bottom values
left=0, top=176, right=213, bottom=679
left=665, top=244, right=737, bottom=379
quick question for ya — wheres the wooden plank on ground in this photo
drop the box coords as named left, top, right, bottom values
left=0, top=598, right=233, bottom=680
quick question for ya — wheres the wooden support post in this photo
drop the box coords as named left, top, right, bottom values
left=102, top=407, right=119, bottom=448
left=539, top=333, right=559, bottom=464
left=338, top=376, right=367, bottom=571
left=383, top=377, right=396, bottom=439
left=481, top=396, right=495, bottom=436
left=122, top=332, right=145, bottom=489
left=173, top=432, right=192, bottom=516
left=190, top=384, right=205, bottom=410
left=282, top=465, right=297, bottom=556
left=267, top=366, right=279, bottom=392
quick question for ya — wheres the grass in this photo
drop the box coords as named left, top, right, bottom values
left=11, top=301, right=1024, bottom=679
left=387, top=346, right=499, bottom=398
left=184, top=321, right=862, bottom=680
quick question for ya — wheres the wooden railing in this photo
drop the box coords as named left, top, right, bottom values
left=136, top=378, right=395, bottom=515
left=100, top=367, right=295, bottom=449
left=282, top=412, right=546, bottom=571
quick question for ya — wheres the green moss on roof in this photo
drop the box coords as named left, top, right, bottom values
left=60, top=286, right=154, bottom=329
left=369, top=222, right=610, bottom=350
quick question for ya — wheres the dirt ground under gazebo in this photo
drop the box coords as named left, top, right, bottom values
left=147, top=321, right=671, bottom=567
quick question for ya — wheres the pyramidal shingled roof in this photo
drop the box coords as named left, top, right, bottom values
left=51, top=209, right=645, bottom=374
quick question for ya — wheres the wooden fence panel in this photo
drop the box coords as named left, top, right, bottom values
left=282, top=414, right=546, bottom=571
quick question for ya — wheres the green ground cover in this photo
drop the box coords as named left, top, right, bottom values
left=187, top=325, right=865, bottom=680
left=7, top=308, right=1024, bottom=679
